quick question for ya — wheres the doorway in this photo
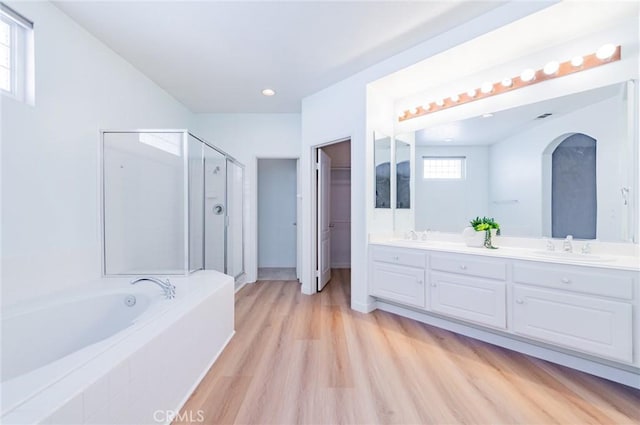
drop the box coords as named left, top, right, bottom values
left=257, top=158, right=299, bottom=281
left=315, top=139, right=351, bottom=292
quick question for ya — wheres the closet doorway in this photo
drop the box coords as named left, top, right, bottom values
left=315, top=139, right=351, bottom=291
left=257, top=158, right=299, bottom=281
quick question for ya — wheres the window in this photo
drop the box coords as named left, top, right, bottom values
left=0, top=3, right=33, bottom=103
left=423, top=156, right=465, bottom=179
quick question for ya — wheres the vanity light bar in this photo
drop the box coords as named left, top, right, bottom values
left=398, top=44, right=621, bottom=122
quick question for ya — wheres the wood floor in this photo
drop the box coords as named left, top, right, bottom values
left=177, top=269, right=640, bottom=424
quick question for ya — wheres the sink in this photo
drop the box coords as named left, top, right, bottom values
left=530, top=250, right=616, bottom=263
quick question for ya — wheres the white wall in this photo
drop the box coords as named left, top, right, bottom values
left=257, top=159, right=297, bottom=268
left=191, top=114, right=301, bottom=283
left=489, top=94, right=628, bottom=240
left=415, top=145, right=489, bottom=233
left=1, top=2, right=193, bottom=307
left=301, top=2, right=548, bottom=310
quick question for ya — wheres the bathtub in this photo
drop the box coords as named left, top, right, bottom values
left=1, top=270, right=235, bottom=424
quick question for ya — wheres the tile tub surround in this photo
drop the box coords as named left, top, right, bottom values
left=1, top=271, right=234, bottom=425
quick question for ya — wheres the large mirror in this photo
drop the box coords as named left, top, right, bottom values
left=400, top=81, right=637, bottom=243
left=396, top=138, right=411, bottom=209
left=374, top=132, right=391, bottom=208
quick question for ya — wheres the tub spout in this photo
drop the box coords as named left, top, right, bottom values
left=130, top=277, right=176, bottom=299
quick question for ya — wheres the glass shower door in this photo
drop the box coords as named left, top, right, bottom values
left=102, top=131, right=186, bottom=275
left=204, top=145, right=227, bottom=273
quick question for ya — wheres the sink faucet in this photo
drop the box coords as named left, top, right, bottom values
left=545, top=239, right=555, bottom=251
left=130, top=277, right=176, bottom=299
left=562, top=235, right=573, bottom=253
left=581, top=242, right=592, bottom=255
left=409, top=230, right=418, bottom=240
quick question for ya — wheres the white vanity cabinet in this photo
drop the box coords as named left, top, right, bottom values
left=512, top=262, right=634, bottom=363
left=368, top=242, right=640, bottom=384
left=370, top=246, right=427, bottom=308
left=429, top=253, right=507, bottom=329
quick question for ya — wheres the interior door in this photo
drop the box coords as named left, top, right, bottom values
left=317, top=149, right=332, bottom=291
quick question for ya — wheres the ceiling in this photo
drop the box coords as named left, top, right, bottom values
left=415, top=82, right=623, bottom=146
left=53, top=1, right=505, bottom=113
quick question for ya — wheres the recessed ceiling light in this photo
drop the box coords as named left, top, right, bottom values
left=262, top=88, right=276, bottom=96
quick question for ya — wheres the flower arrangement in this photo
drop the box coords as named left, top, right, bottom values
left=469, top=217, right=500, bottom=235
left=468, top=217, right=500, bottom=249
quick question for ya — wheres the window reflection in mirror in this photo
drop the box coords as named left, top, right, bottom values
left=395, top=139, right=411, bottom=209
left=402, top=81, right=637, bottom=243
left=374, top=132, right=391, bottom=208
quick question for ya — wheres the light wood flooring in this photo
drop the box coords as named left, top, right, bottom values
left=177, top=269, right=640, bottom=424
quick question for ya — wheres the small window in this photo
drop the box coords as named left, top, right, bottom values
left=423, top=156, right=465, bottom=180
left=0, top=3, right=34, bottom=103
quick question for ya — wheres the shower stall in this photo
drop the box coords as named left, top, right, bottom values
left=101, top=130, right=244, bottom=278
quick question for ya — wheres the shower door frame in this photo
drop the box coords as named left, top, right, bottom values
left=99, top=129, right=245, bottom=278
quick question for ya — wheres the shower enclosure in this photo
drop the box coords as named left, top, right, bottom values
left=101, top=130, right=244, bottom=278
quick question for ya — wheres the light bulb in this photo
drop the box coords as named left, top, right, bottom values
left=501, top=78, right=513, bottom=88
left=424, top=104, right=431, bottom=111
left=435, top=99, right=445, bottom=107
left=410, top=107, right=418, bottom=115
left=543, top=61, right=560, bottom=75
left=596, top=43, right=616, bottom=60
left=520, top=69, right=535, bottom=82
left=451, top=94, right=460, bottom=103
left=467, top=88, right=477, bottom=98
left=480, top=82, right=493, bottom=94
left=570, top=56, right=584, bottom=67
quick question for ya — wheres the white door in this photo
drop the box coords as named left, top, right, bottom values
left=317, top=149, right=331, bottom=291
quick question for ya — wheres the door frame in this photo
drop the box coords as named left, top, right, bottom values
left=306, top=137, right=351, bottom=295
left=255, top=156, right=301, bottom=279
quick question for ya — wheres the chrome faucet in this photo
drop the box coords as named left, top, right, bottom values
left=130, top=277, right=176, bottom=299
left=581, top=242, right=592, bottom=255
left=545, top=239, right=555, bottom=251
left=562, top=235, right=573, bottom=253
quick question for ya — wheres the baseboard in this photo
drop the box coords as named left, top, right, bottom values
left=351, top=299, right=377, bottom=313
left=234, top=280, right=249, bottom=293
left=376, top=301, right=640, bottom=389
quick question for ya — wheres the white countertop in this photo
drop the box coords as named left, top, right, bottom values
left=371, top=238, right=640, bottom=271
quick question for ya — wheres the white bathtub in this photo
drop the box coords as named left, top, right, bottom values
left=1, top=271, right=234, bottom=424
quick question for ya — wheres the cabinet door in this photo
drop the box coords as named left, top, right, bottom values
left=429, top=272, right=506, bottom=329
left=512, top=286, right=633, bottom=363
left=371, top=262, right=425, bottom=308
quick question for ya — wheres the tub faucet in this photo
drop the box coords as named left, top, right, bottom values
left=562, top=235, right=573, bottom=253
left=130, top=277, right=176, bottom=299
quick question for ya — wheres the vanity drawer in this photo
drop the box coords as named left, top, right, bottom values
left=371, top=245, right=426, bottom=268
left=513, top=263, right=634, bottom=300
left=430, top=253, right=506, bottom=281
left=512, top=285, right=633, bottom=363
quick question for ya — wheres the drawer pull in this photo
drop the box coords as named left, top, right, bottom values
left=417, top=279, right=423, bottom=285
left=393, top=256, right=399, bottom=261
left=431, top=283, right=436, bottom=287
left=515, top=299, right=524, bottom=304
left=561, top=277, right=571, bottom=284
left=460, top=265, right=467, bottom=270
